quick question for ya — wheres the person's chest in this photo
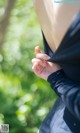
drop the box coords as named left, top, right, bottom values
left=33, top=0, right=80, bottom=52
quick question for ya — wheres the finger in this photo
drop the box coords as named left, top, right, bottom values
left=36, top=53, right=50, bottom=60
left=32, top=64, right=39, bottom=76
left=32, top=58, right=40, bottom=63
left=35, top=46, right=42, bottom=54
left=32, top=62, right=39, bottom=71
left=32, top=62, right=45, bottom=76
left=32, top=58, right=46, bottom=67
left=32, top=62, right=41, bottom=76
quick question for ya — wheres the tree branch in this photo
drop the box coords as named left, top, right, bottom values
left=0, top=0, right=16, bottom=52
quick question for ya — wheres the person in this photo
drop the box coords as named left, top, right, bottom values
left=32, top=0, right=80, bottom=133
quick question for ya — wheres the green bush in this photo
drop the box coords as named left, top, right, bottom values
left=0, top=0, right=57, bottom=132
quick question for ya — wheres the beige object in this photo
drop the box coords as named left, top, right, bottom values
left=33, top=0, right=80, bottom=52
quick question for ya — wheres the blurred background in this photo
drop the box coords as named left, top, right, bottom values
left=0, top=0, right=57, bottom=133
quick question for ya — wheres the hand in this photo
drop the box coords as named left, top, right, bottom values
left=32, top=46, right=61, bottom=80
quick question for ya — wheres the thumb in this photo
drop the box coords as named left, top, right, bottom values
left=35, top=46, right=42, bottom=54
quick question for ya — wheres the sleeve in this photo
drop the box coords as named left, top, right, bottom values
left=47, top=69, right=80, bottom=121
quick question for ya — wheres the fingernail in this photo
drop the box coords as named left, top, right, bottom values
left=35, top=45, right=40, bottom=49
left=44, top=56, right=50, bottom=60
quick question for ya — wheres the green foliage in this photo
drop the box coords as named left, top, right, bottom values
left=0, top=0, right=57, bottom=132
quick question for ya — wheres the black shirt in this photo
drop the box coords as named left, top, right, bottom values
left=39, top=11, right=80, bottom=133
left=43, top=11, right=80, bottom=82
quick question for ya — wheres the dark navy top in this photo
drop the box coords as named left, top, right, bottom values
left=39, top=12, right=80, bottom=133
left=43, top=11, right=80, bottom=82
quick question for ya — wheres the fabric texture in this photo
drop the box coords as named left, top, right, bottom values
left=47, top=69, right=80, bottom=133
